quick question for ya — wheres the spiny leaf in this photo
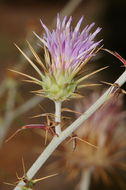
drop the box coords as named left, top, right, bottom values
left=77, top=137, right=98, bottom=149
left=9, top=69, right=42, bottom=86
left=30, top=89, right=44, bottom=94
left=103, top=48, right=126, bottom=66
left=77, top=66, right=109, bottom=83
left=5, top=129, right=23, bottom=143
left=14, top=43, right=43, bottom=77
left=31, top=113, right=54, bottom=118
left=61, top=108, right=81, bottom=114
left=72, top=46, right=103, bottom=78
left=22, top=79, right=42, bottom=85
left=78, top=83, right=102, bottom=89
left=100, top=80, right=113, bottom=86
left=26, top=41, right=47, bottom=72
left=5, top=124, right=47, bottom=143
left=32, top=173, right=58, bottom=184
left=3, top=182, right=16, bottom=187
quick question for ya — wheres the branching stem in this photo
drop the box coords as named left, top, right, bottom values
left=13, top=70, right=126, bottom=190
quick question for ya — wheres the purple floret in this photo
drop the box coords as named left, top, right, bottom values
left=35, top=15, right=102, bottom=71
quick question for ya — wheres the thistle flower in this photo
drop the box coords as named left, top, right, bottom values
left=13, top=15, right=105, bottom=101
left=56, top=93, right=126, bottom=187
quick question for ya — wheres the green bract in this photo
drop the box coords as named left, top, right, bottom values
left=42, top=71, right=77, bottom=101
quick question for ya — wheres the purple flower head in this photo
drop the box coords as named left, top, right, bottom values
left=15, top=15, right=105, bottom=101
left=35, top=14, right=102, bottom=71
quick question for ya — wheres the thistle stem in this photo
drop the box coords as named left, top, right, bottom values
left=78, top=170, right=92, bottom=190
left=13, top=70, right=126, bottom=190
left=55, top=101, right=62, bottom=135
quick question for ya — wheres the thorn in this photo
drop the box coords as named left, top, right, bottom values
left=5, top=129, right=23, bottom=143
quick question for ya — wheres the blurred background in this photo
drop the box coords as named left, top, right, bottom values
left=0, top=0, right=126, bottom=190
